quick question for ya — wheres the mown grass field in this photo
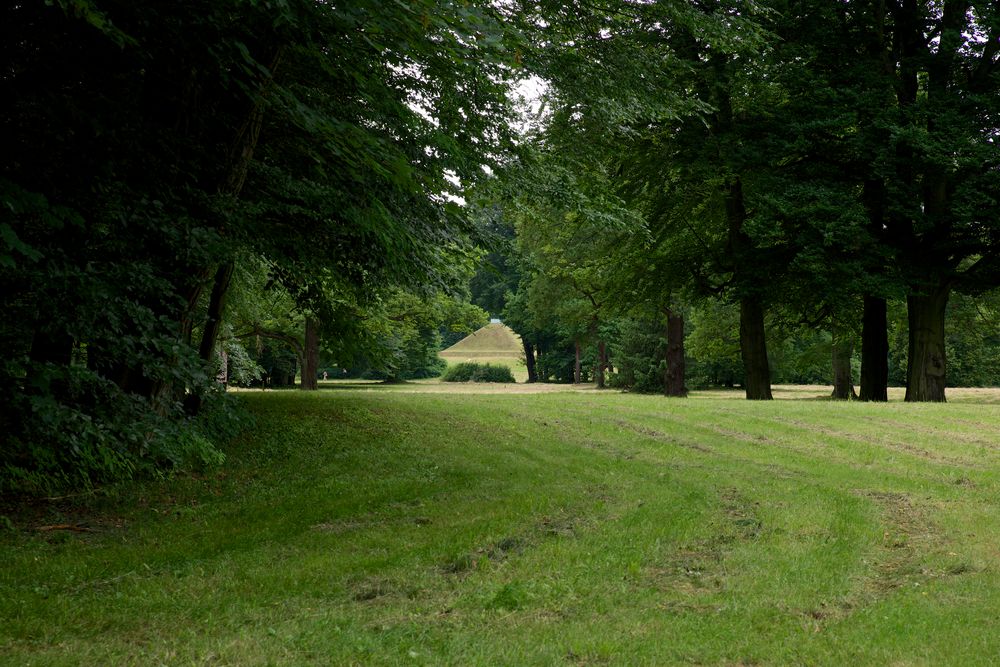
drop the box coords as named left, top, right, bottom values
left=3, top=386, right=1000, bottom=665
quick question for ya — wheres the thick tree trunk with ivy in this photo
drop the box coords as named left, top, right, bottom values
left=739, top=298, right=772, bottom=400
left=905, top=285, right=950, bottom=402
left=859, top=295, right=889, bottom=401
left=665, top=311, right=687, bottom=397
left=831, top=330, right=856, bottom=400
left=523, top=340, right=538, bottom=383
left=301, top=317, right=319, bottom=391
left=574, top=341, right=582, bottom=384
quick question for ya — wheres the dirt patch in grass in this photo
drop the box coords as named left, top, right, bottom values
left=440, top=509, right=594, bottom=577
left=720, top=487, right=764, bottom=540
left=639, top=487, right=764, bottom=602
left=350, top=576, right=426, bottom=604
left=863, top=491, right=934, bottom=583
left=779, top=490, right=945, bottom=631
left=440, top=536, right=530, bottom=575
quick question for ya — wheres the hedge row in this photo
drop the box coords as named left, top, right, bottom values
left=441, top=362, right=515, bottom=383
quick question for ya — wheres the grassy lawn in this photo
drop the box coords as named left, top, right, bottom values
left=3, top=387, right=1000, bottom=665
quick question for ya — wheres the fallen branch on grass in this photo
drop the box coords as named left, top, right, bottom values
left=35, top=524, right=97, bottom=533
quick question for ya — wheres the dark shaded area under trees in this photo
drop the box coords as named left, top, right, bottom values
left=1, top=0, right=514, bottom=494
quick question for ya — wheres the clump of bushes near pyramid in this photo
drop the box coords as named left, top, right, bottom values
left=441, top=362, right=515, bottom=383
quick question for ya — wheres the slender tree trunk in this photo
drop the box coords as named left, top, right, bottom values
left=180, top=48, right=283, bottom=408
left=197, top=262, right=235, bottom=362
left=185, top=261, right=236, bottom=413
left=217, top=348, right=229, bottom=385
left=301, top=317, right=319, bottom=390
left=831, top=329, right=857, bottom=400
left=905, top=284, right=950, bottom=402
left=596, top=341, right=607, bottom=388
left=665, top=311, right=687, bottom=397
left=523, top=340, right=538, bottom=383
left=859, top=295, right=889, bottom=401
left=574, top=341, right=582, bottom=384
left=739, top=298, right=773, bottom=400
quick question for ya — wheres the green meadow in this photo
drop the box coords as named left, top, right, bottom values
left=3, top=386, right=1000, bottom=665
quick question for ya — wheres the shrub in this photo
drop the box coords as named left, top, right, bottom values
left=0, top=366, right=244, bottom=497
left=441, top=362, right=515, bottom=383
left=535, top=345, right=580, bottom=383
left=607, top=317, right=667, bottom=393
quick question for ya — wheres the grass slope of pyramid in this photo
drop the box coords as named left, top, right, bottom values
left=440, top=324, right=524, bottom=363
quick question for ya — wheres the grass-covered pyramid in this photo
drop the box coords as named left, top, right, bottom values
left=440, top=322, right=524, bottom=381
left=440, top=322, right=522, bottom=360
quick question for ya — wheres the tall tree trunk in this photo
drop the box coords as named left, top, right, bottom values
left=905, top=284, right=949, bottom=402
left=665, top=311, right=687, bottom=397
left=739, top=297, right=773, bottom=400
left=301, top=317, right=319, bottom=391
left=724, top=176, right=770, bottom=400
left=573, top=340, right=582, bottom=384
left=182, top=47, right=283, bottom=410
left=830, top=329, right=857, bottom=400
left=523, top=339, right=538, bottom=383
left=217, top=348, right=229, bottom=385
left=596, top=340, right=607, bottom=388
left=859, top=295, right=889, bottom=401
left=184, top=261, right=236, bottom=413
left=197, top=262, right=235, bottom=362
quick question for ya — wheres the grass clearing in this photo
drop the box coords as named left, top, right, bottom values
left=3, top=387, right=1000, bottom=664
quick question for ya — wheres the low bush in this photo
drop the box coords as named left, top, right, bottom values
left=0, top=367, right=245, bottom=497
left=441, top=362, right=515, bottom=383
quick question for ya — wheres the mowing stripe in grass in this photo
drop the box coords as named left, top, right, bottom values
left=2, top=389, right=1000, bottom=665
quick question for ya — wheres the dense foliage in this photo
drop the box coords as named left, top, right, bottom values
left=1, top=0, right=516, bottom=494
left=441, top=362, right=516, bottom=383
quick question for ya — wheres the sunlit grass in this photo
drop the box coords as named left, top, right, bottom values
left=3, top=387, right=1000, bottom=665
